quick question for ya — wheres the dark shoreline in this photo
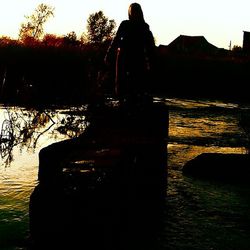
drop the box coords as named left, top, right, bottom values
left=1, top=43, right=250, bottom=106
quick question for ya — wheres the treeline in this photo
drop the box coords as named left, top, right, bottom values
left=0, top=39, right=113, bottom=105
left=155, top=49, right=250, bottom=103
left=0, top=4, right=117, bottom=106
left=1, top=2, right=250, bottom=105
left=1, top=39, right=250, bottom=106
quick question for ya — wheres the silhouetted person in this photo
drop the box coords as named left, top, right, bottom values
left=105, top=2, right=156, bottom=105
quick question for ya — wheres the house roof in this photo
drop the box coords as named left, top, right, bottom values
left=167, top=35, right=218, bottom=54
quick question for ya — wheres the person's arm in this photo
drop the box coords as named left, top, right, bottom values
left=144, top=27, right=156, bottom=73
left=104, top=21, right=126, bottom=66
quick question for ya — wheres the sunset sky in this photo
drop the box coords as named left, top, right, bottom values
left=0, top=0, right=250, bottom=49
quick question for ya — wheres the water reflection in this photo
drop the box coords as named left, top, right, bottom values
left=167, top=98, right=249, bottom=169
left=0, top=98, right=250, bottom=249
left=1, top=98, right=248, bottom=169
left=0, top=105, right=87, bottom=167
left=0, top=104, right=89, bottom=249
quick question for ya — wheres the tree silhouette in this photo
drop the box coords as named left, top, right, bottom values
left=42, top=34, right=64, bottom=47
left=19, top=3, right=55, bottom=42
left=84, top=11, right=116, bottom=44
left=63, top=31, right=81, bottom=46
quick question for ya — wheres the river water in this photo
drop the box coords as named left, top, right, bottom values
left=0, top=97, right=250, bottom=249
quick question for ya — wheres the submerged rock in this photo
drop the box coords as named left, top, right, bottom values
left=182, top=153, right=250, bottom=184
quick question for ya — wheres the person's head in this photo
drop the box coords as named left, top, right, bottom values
left=128, top=3, right=145, bottom=22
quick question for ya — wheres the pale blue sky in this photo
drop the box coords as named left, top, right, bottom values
left=0, top=0, right=250, bottom=49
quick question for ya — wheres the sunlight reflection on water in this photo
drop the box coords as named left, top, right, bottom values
left=167, top=97, right=249, bottom=169
left=162, top=98, right=250, bottom=250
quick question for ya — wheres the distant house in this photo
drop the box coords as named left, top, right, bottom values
left=159, top=35, right=219, bottom=55
left=243, top=31, right=250, bottom=53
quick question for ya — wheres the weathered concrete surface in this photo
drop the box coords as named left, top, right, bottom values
left=29, top=101, right=168, bottom=249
